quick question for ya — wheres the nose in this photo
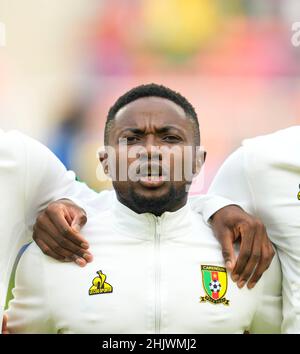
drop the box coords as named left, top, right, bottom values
left=140, top=134, right=161, bottom=161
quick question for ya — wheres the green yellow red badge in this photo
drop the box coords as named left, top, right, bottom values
left=200, top=265, right=230, bottom=306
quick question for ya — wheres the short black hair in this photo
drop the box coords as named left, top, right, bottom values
left=104, top=83, right=200, bottom=145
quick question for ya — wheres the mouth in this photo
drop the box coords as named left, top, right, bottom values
left=137, top=164, right=167, bottom=188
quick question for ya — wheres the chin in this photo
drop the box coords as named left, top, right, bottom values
left=129, top=183, right=177, bottom=214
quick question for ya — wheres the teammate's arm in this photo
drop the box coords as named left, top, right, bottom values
left=32, top=190, right=115, bottom=266
left=32, top=198, right=90, bottom=266
left=23, top=134, right=97, bottom=265
left=202, top=147, right=274, bottom=288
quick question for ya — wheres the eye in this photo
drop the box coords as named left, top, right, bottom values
left=162, top=135, right=182, bottom=143
left=120, top=136, right=140, bottom=145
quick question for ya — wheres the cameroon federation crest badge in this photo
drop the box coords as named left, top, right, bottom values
left=89, top=270, right=113, bottom=296
left=200, top=265, right=230, bottom=306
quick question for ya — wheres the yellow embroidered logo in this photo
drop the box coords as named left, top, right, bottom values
left=89, top=270, right=113, bottom=296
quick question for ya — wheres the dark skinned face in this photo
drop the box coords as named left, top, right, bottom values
left=101, top=96, right=203, bottom=216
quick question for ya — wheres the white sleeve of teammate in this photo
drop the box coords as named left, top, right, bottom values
left=249, top=251, right=283, bottom=333
left=188, top=194, right=241, bottom=224
left=188, top=147, right=256, bottom=223
left=207, top=147, right=256, bottom=216
left=71, top=189, right=116, bottom=216
left=6, top=245, right=55, bottom=334
left=22, top=133, right=112, bottom=228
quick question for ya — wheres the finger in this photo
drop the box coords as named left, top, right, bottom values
left=232, top=224, right=255, bottom=281
left=63, top=206, right=73, bottom=225
left=2, top=314, right=8, bottom=334
left=35, top=227, right=92, bottom=263
left=34, top=229, right=73, bottom=262
left=247, top=244, right=275, bottom=289
left=237, top=233, right=261, bottom=288
left=35, top=213, right=61, bottom=241
left=58, top=200, right=87, bottom=232
left=218, top=229, right=236, bottom=272
left=46, top=205, right=74, bottom=234
left=34, top=227, right=75, bottom=260
left=50, top=233, right=93, bottom=263
left=71, top=210, right=87, bottom=233
left=34, top=237, right=66, bottom=262
left=35, top=232, right=89, bottom=267
left=46, top=207, right=89, bottom=249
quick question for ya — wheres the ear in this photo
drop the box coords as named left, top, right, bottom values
left=98, top=149, right=110, bottom=177
left=194, top=147, right=206, bottom=176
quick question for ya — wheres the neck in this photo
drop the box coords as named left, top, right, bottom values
left=116, top=193, right=188, bottom=216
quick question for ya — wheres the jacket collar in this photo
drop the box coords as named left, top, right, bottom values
left=110, top=193, right=192, bottom=240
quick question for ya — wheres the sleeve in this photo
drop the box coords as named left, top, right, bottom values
left=22, top=134, right=100, bottom=228
left=188, top=194, right=242, bottom=224
left=249, top=251, right=283, bottom=333
left=5, top=244, right=55, bottom=333
left=188, top=147, right=257, bottom=223
left=71, top=189, right=116, bottom=217
left=206, top=147, right=257, bottom=216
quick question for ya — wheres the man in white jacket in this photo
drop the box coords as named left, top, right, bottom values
left=6, top=84, right=282, bottom=333
left=208, top=125, right=300, bottom=333
left=0, top=128, right=274, bottom=333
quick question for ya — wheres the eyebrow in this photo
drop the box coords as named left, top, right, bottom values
left=156, top=126, right=183, bottom=133
left=120, top=125, right=184, bottom=135
left=120, top=128, right=145, bottom=135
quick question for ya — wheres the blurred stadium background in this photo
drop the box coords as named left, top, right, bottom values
left=0, top=0, right=300, bottom=193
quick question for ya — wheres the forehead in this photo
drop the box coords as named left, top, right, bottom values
left=113, top=96, right=191, bottom=129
